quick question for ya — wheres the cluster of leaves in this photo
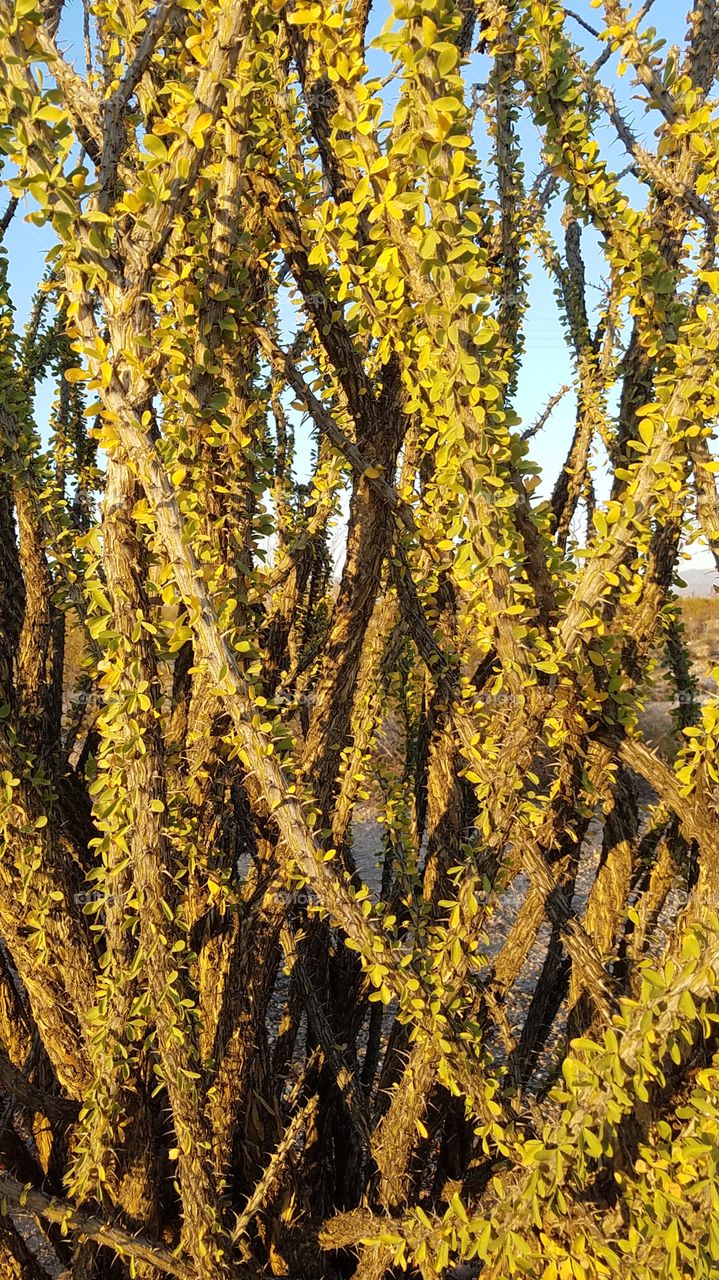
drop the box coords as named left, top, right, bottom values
left=0, top=0, right=719, bottom=1278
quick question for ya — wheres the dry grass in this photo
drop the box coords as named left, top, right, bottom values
left=680, top=592, right=719, bottom=634
left=637, top=597, right=719, bottom=759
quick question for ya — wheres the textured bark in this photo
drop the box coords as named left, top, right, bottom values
left=0, top=1176, right=196, bottom=1280
left=300, top=363, right=403, bottom=823
left=568, top=766, right=639, bottom=1038
left=102, top=458, right=230, bottom=1277
left=0, top=458, right=24, bottom=694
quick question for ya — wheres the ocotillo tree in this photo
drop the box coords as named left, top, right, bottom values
left=1, top=0, right=719, bottom=1278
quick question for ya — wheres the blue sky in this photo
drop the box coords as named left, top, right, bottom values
left=3, top=0, right=713, bottom=572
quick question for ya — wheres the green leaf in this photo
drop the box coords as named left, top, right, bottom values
left=287, top=4, right=321, bottom=22
left=144, top=134, right=168, bottom=162
left=638, top=418, right=655, bottom=447
left=436, top=43, right=459, bottom=75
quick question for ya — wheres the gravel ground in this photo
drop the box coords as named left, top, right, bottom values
left=12, top=1213, right=67, bottom=1279
left=348, top=789, right=684, bottom=1093
left=350, top=811, right=603, bottom=1070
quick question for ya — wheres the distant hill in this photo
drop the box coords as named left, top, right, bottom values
left=676, top=567, right=719, bottom=596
